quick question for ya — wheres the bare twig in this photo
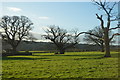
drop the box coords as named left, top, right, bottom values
left=109, top=33, right=120, bottom=41
left=109, top=27, right=120, bottom=30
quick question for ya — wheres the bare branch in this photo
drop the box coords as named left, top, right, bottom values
left=93, top=0, right=117, bottom=29
left=78, top=31, right=102, bottom=38
left=96, top=14, right=104, bottom=29
left=109, top=33, right=120, bottom=41
left=108, top=2, right=117, bottom=14
left=109, top=27, right=120, bottom=30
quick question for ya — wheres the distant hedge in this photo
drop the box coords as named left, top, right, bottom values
left=2, top=52, right=32, bottom=57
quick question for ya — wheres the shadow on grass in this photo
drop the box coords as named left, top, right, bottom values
left=33, top=52, right=119, bottom=58
left=2, top=57, right=49, bottom=60
left=2, top=52, right=118, bottom=60
left=33, top=54, right=104, bottom=57
left=73, top=57, right=104, bottom=60
left=2, top=78, right=118, bottom=80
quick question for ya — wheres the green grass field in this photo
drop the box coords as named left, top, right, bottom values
left=2, top=51, right=119, bottom=79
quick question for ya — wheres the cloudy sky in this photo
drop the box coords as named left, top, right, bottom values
left=0, top=1, right=119, bottom=42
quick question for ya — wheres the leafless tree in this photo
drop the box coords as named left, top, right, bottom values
left=84, top=27, right=105, bottom=52
left=92, top=0, right=120, bottom=57
left=43, top=25, right=80, bottom=54
left=0, top=15, right=33, bottom=53
left=84, top=26, right=116, bottom=52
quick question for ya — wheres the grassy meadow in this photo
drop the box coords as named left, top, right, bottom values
left=2, top=51, right=119, bottom=79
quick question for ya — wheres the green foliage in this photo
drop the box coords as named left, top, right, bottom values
left=2, top=51, right=118, bottom=79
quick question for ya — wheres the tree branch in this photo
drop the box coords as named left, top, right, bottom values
left=109, top=33, right=120, bottom=41
left=109, top=27, right=120, bottom=30
left=77, top=31, right=103, bottom=38
left=96, top=14, right=104, bottom=29
left=108, top=2, right=117, bottom=14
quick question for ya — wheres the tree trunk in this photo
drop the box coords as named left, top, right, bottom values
left=101, top=47, right=104, bottom=52
left=59, top=49, right=65, bottom=54
left=104, top=29, right=111, bottom=57
left=11, top=45, right=17, bottom=54
left=101, top=43, right=104, bottom=52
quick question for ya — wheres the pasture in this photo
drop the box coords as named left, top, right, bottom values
left=2, top=51, right=119, bottom=79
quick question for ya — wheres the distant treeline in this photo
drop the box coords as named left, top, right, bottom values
left=2, top=41, right=120, bottom=52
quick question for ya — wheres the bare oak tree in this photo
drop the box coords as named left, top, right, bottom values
left=92, top=0, right=120, bottom=57
left=84, top=27, right=105, bottom=52
left=0, top=16, right=33, bottom=53
left=43, top=25, right=80, bottom=54
left=84, top=26, right=115, bottom=52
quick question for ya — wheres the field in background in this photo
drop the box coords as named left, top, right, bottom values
left=2, top=51, right=119, bottom=79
